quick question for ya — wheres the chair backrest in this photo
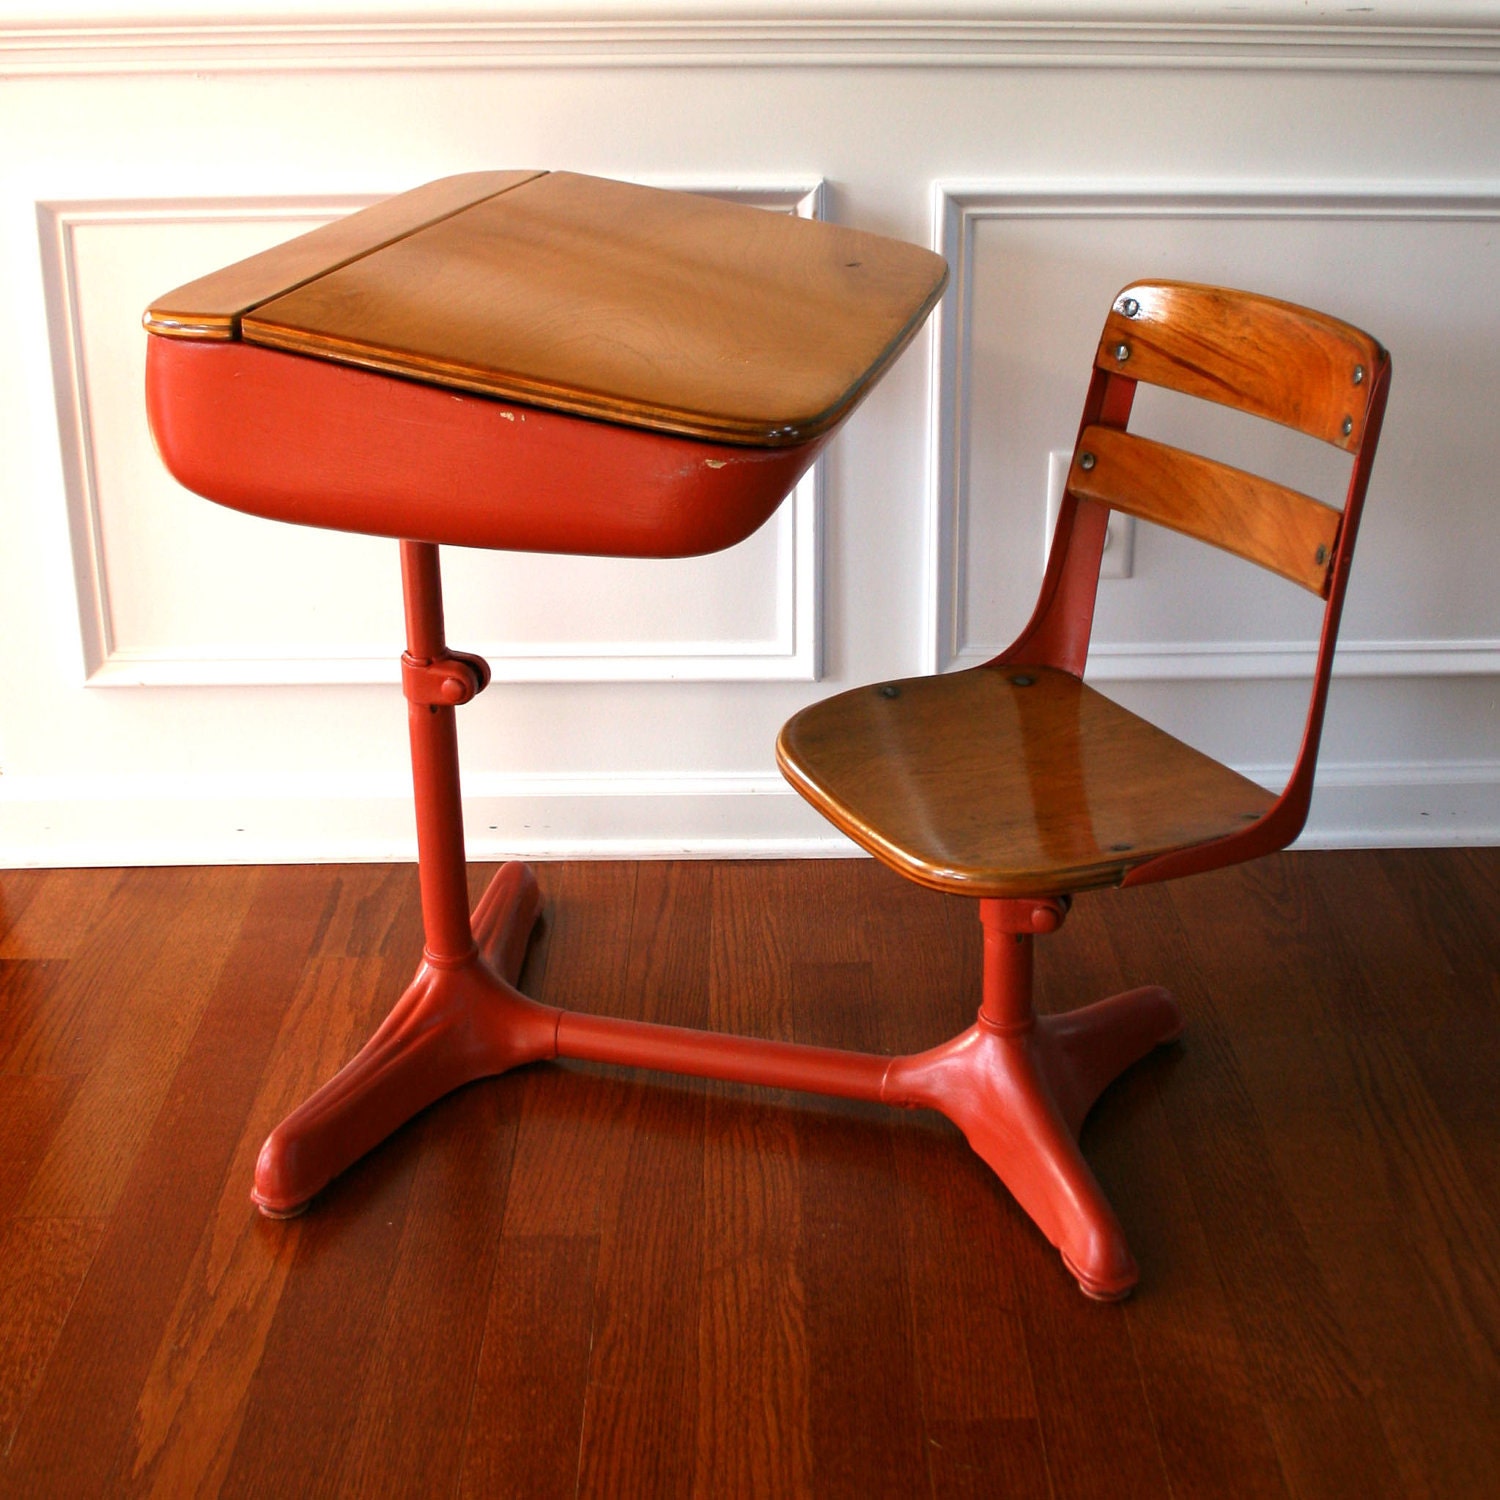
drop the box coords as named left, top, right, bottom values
left=995, top=280, right=1391, bottom=886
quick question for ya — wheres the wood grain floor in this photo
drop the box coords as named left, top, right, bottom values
left=0, top=852, right=1495, bottom=1498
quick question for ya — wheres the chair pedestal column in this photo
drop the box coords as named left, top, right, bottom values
left=882, top=898, right=1182, bottom=1301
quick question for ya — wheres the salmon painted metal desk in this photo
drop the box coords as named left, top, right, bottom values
left=145, top=169, right=951, bottom=1230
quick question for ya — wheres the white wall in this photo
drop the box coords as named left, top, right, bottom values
left=1, top=2, right=1497, bottom=866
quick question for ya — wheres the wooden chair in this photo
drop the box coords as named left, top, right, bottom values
left=778, top=281, right=1391, bottom=1299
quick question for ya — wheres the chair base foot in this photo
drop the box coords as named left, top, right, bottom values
left=884, top=985, right=1181, bottom=1301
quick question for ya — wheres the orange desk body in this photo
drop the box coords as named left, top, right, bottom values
left=147, top=336, right=826, bottom=560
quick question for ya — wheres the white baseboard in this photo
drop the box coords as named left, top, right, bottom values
left=1291, top=761, right=1500, bottom=849
left=0, top=771, right=860, bottom=867
left=1, top=761, right=1494, bottom=867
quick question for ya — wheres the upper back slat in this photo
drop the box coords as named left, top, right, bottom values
left=1097, top=281, right=1384, bottom=451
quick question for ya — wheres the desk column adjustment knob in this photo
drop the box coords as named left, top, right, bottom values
left=400, top=649, right=491, bottom=708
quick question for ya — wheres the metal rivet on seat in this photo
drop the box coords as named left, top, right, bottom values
left=1079, top=452, right=1096, bottom=471
left=1113, top=343, right=1130, bottom=362
left=1120, top=297, right=1140, bottom=318
left=1110, top=842, right=1134, bottom=853
left=1315, top=544, right=1329, bottom=566
left=879, top=684, right=900, bottom=698
left=1342, top=415, right=1354, bottom=436
left=1353, top=364, right=1365, bottom=386
left=1010, top=674, right=1035, bottom=687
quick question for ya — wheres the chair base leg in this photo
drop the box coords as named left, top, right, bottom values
left=884, top=985, right=1181, bottom=1300
left=251, top=862, right=558, bottom=1217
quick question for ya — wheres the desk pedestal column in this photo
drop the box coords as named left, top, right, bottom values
left=251, top=541, right=559, bottom=1216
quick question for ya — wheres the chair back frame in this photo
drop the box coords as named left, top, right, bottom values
left=991, top=280, right=1392, bottom=888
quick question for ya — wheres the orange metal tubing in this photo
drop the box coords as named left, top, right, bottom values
left=400, top=540, right=482, bottom=967
left=556, top=1013, right=891, bottom=1101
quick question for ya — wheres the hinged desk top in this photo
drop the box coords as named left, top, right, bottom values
left=145, top=171, right=948, bottom=447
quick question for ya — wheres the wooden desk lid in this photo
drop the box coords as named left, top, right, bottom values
left=145, top=171, right=948, bottom=447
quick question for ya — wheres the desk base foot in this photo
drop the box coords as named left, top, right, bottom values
left=252, top=862, right=558, bottom=1217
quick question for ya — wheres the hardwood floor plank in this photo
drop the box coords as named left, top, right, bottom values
left=1163, top=857, right=1356, bottom=1041
left=996, top=892, right=1170, bottom=1496
left=575, top=863, right=712, bottom=1499
left=0, top=871, right=47, bottom=948
left=1402, top=1009, right=1500, bottom=1221
left=709, top=860, right=795, bottom=1041
left=1302, top=1215, right=1500, bottom=1493
left=1373, top=1382, right=1500, bottom=1500
left=892, top=1124, right=1038, bottom=1424
left=1262, top=1395, right=1405, bottom=1500
left=0, top=868, right=125, bottom=961
left=793, top=959, right=930, bottom=1499
left=501, top=861, right=639, bottom=1239
left=1379, top=847, right=1500, bottom=983
left=326, top=862, right=532, bottom=1497
left=1, top=869, right=227, bottom=1079
left=1010, top=1237, right=1168, bottom=1500
left=0, top=866, right=342, bottom=1498
left=1298, top=850, right=1471, bottom=1031
left=863, top=859, right=978, bottom=1053
left=696, top=1092, right=811, bottom=1497
left=1250, top=1024, right=1500, bottom=1361
left=1137, top=876, right=1364, bottom=1406
left=1016, top=886, right=1278, bottom=1497
left=0, top=1217, right=104, bottom=1453
left=115, top=955, right=391, bottom=1500
left=216, top=1146, right=420, bottom=1499
left=0, top=1072, right=76, bottom=1218
left=20, top=868, right=258, bottom=1220
left=1302, top=858, right=1500, bottom=1230
left=458, top=1235, right=599, bottom=1500
left=1109, top=1083, right=1290, bottom=1499
left=0, top=962, right=65, bottom=1079
left=215, top=876, right=430, bottom=1500
left=870, top=875, right=1036, bottom=1433
left=925, top=1418, right=1051, bottom=1500
left=696, top=864, right=811, bottom=1497
left=333, top=1079, right=522, bottom=1499
left=314, top=864, right=417, bottom=960
left=575, top=1075, right=706, bottom=1500
left=776, top=857, right=874, bottom=969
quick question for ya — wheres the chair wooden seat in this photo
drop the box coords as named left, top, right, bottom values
left=778, top=663, right=1275, bottom=898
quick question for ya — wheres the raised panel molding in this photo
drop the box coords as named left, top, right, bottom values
left=5, top=9, right=1500, bottom=78
left=39, top=181, right=824, bottom=688
left=926, top=182, right=1500, bottom=680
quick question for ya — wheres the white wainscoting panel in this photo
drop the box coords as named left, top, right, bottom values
left=930, top=185, right=1500, bottom=674
left=40, top=183, right=822, bottom=689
